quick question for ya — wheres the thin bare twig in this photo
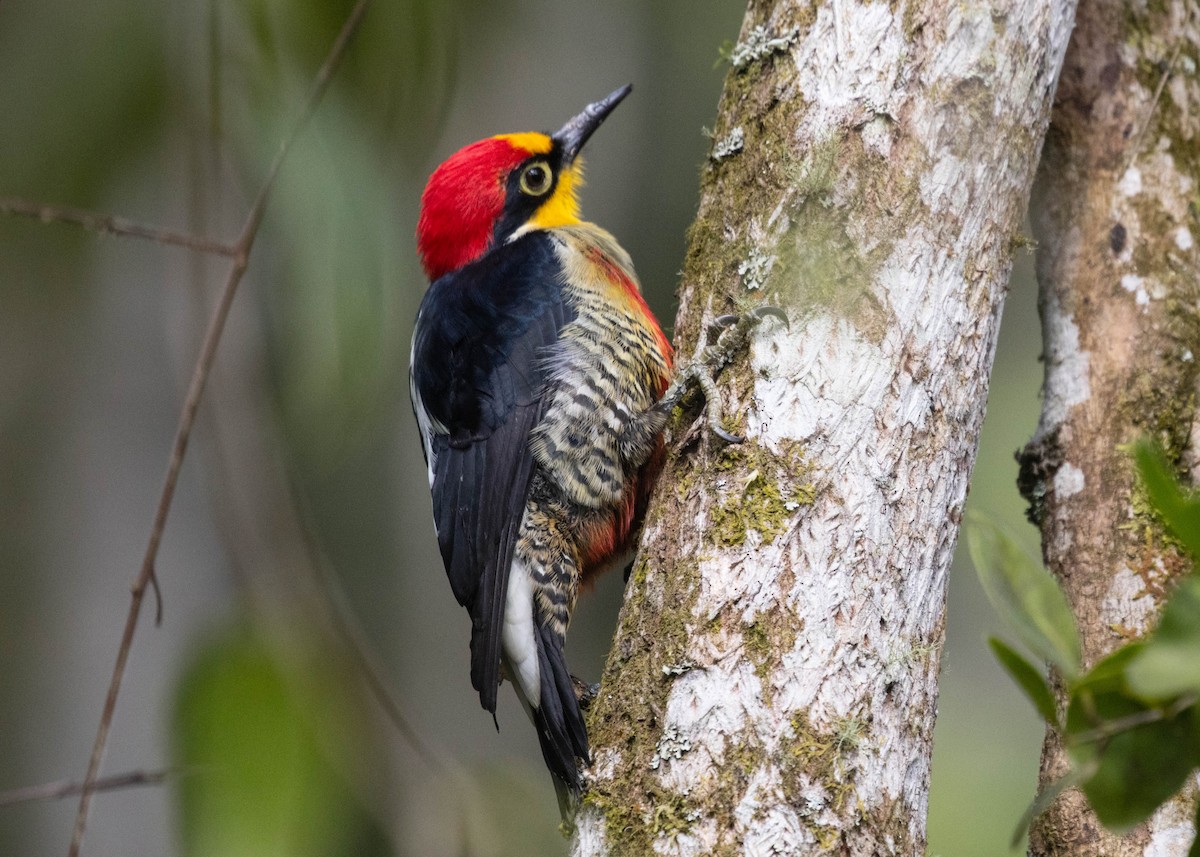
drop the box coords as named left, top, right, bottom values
left=0, top=769, right=174, bottom=808
left=67, top=4, right=372, bottom=855
left=0, top=198, right=237, bottom=257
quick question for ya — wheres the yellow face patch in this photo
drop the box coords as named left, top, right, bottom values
left=527, top=160, right=584, bottom=231
left=495, top=132, right=553, bottom=155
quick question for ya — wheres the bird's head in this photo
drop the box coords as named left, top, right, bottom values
left=417, top=84, right=632, bottom=281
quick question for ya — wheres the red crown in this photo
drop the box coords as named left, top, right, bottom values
left=417, top=137, right=536, bottom=280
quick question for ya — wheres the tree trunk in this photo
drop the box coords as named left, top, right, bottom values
left=1019, top=2, right=1200, bottom=854
left=571, top=1, right=1076, bottom=854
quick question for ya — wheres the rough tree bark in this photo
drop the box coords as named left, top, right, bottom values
left=1019, top=3, right=1200, bottom=855
left=570, top=1, right=1076, bottom=854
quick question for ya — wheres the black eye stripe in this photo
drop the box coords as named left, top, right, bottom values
left=493, top=152, right=564, bottom=244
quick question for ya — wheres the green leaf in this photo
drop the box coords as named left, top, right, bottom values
left=989, top=637, right=1059, bottom=725
left=1078, top=710, right=1198, bottom=832
left=1128, top=577, right=1200, bottom=700
left=1064, top=646, right=1147, bottom=777
left=967, top=514, right=1082, bottom=679
left=1065, top=645, right=1200, bottom=833
left=1074, top=644, right=1146, bottom=692
left=1065, top=645, right=1146, bottom=736
left=1133, top=440, right=1200, bottom=562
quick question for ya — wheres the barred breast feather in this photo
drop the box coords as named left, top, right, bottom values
left=530, top=223, right=673, bottom=511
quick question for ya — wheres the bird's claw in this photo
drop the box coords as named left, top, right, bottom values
left=712, top=424, right=745, bottom=444
left=656, top=306, right=785, bottom=447
left=682, top=306, right=787, bottom=445
left=711, top=305, right=789, bottom=332
left=572, top=676, right=601, bottom=710
left=750, top=305, right=789, bottom=328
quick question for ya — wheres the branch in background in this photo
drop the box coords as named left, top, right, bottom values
left=1020, top=1, right=1200, bottom=852
left=66, top=3, right=372, bottom=855
left=0, top=198, right=237, bottom=257
left=0, top=769, right=173, bottom=808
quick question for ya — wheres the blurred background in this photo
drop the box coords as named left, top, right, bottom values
left=0, top=0, right=1046, bottom=854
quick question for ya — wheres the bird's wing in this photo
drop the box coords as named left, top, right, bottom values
left=410, top=233, right=572, bottom=715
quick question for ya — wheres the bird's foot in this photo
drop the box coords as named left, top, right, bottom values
left=659, top=305, right=788, bottom=444
left=571, top=675, right=601, bottom=710
left=710, top=305, right=789, bottom=334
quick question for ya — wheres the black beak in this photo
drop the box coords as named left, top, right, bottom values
left=553, top=84, right=632, bottom=163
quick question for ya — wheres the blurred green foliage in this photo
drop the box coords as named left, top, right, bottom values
left=211, top=1, right=467, bottom=469
left=974, top=440, right=1200, bottom=848
left=0, top=2, right=167, bottom=204
left=228, top=0, right=461, bottom=155
left=172, top=621, right=388, bottom=857
left=969, top=515, right=1082, bottom=681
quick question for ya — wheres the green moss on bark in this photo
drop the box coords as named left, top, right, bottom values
left=708, top=440, right=814, bottom=548
left=779, top=712, right=866, bottom=824
left=581, top=423, right=708, bottom=853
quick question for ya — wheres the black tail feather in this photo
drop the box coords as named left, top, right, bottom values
left=531, top=623, right=590, bottom=794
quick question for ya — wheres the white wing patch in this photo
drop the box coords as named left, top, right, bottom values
left=502, top=555, right=541, bottom=708
left=409, top=322, right=442, bottom=490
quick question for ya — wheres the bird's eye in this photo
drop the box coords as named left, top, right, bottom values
left=519, top=162, right=553, bottom=196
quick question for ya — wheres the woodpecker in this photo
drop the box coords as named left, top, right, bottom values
left=410, top=85, right=675, bottom=809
